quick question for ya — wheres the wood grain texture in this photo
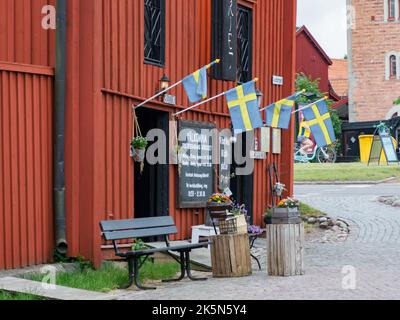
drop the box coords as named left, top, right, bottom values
left=211, top=234, right=252, bottom=278
left=267, top=223, right=305, bottom=277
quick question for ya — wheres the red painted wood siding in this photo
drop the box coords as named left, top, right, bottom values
left=296, top=31, right=330, bottom=93
left=0, top=0, right=55, bottom=67
left=0, top=0, right=297, bottom=268
left=0, top=63, right=54, bottom=270
left=0, top=0, right=55, bottom=270
left=62, top=0, right=297, bottom=265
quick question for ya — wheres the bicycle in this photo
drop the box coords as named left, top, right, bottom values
left=294, top=143, right=337, bottom=164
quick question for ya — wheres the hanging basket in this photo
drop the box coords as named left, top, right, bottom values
left=132, top=148, right=146, bottom=163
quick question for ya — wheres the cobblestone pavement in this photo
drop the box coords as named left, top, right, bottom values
left=114, top=184, right=400, bottom=300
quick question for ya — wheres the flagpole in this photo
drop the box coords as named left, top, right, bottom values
left=292, top=97, right=327, bottom=115
left=132, top=59, right=220, bottom=111
left=259, top=90, right=306, bottom=112
left=173, top=78, right=259, bottom=117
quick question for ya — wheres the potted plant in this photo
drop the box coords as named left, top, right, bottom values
left=264, top=209, right=273, bottom=225
left=205, top=193, right=233, bottom=227
left=130, top=136, right=148, bottom=163
left=230, top=203, right=249, bottom=234
left=272, top=198, right=301, bottom=224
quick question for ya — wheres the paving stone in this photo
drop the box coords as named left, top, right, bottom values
left=110, top=188, right=400, bottom=300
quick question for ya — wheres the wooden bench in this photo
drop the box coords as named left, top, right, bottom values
left=100, top=216, right=209, bottom=290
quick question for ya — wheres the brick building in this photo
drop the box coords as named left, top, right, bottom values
left=348, top=0, right=400, bottom=122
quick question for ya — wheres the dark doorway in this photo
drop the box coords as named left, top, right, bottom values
left=134, top=108, right=169, bottom=220
left=231, top=132, right=254, bottom=224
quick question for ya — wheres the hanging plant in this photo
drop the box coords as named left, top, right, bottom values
left=130, top=136, right=148, bottom=163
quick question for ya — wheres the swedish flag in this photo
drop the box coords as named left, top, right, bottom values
left=182, top=66, right=208, bottom=103
left=225, top=80, right=263, bottom=132
left=265, top=93, right=300, bottom=129
left=302, top=99, right=336, bottom=147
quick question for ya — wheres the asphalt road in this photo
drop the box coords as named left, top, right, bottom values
left=295, top=183, right=400, bottom=197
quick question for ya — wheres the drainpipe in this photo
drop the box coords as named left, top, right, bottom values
left=54, top=0, right=68, bottom=255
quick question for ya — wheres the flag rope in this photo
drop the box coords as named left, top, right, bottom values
left=132, top=58, right=220, bottom=111
left=173, top=78, right=259, bottom=117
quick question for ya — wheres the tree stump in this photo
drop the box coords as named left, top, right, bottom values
left=267, top=223, right=305, bottom=276
left=210, top=234, right=252, bottom=278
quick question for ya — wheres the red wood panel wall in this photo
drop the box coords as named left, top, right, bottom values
left=296, top=31, right=330, bottom=93
left=0, top=0, right=55, bottom=67
left=80, top=0, right=297, bottom=257
left=0, top=63, right=54, bottom=270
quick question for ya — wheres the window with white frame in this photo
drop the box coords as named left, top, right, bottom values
left=386, top=52, right=400, bottom=80
left=384, top=0, right=400, bottom=21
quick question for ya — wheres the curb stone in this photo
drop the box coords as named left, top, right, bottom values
left=295, top=177, right=397, bottom=185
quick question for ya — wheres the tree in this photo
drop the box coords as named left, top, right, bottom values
left=295, top=73, right=342, bottom=151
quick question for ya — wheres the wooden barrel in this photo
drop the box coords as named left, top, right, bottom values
left=210, top=234, right=252, bottom=278
left=267, top=223, right=305, bottom=276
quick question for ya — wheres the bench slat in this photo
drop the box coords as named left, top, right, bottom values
left=102, top=225, right=178, bottom=241
left=100, top=216, right=175, bottom=232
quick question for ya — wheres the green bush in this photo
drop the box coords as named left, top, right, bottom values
left=394, top=97, right=400, bottom=105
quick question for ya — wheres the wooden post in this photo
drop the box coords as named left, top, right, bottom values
left=210, top=234, right=252, bottom=278
left=267, top=223, right=305, bottom=276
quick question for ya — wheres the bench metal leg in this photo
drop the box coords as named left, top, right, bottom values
left=121, top=257, right=156, bottom=290
left=185, top=252, right=207, bottom=282
left=120, top=258, right=135, bottom=289
left=133, top=257, right=156, bottom=290
left=162, top=252, right=186, bottom=283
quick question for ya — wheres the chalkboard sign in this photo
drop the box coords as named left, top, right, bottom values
left=211, top=0, right=237, bottom=81
left=380, top=132, right=399, bottom=163
left=178, top=120, right=216, bottom=208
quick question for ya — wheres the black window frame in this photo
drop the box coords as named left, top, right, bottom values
left=144, top=0, right=166, bottom=67
left=237, top=5, right=253, bottom=84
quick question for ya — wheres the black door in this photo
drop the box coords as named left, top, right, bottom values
left=231, top=132, right=254, bottom=224
left=134, top=108, right=169, bottom=220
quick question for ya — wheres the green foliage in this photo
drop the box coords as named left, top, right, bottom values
left=131, top=136, right=148, bottom=149
left=132, top=239, right=147, bottom=251
left=394, top=97, right=400, bottom=105
left=27, top=261, right=180, bottom=293
left=295, top=163, right=400, bottom=182
left=299, top=202, right=326, bottom=218
left=0, top=291, right=45, bottom=300
left=295, top=73, right=342, bottom=151
left=295, top=73, right=322, bottom=104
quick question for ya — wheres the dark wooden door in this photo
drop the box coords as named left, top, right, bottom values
left=134, top=108, right=169, bottom=219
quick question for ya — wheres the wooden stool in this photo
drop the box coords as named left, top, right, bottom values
left=267, top=223, right=305, bottom=276
left=210, top=234, right=252, bottom=278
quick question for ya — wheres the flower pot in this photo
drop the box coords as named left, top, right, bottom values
left=272, top=207, right=301, bottom=224
left=205, top=202, right=233, bottom=227
left=273, top=207, right=299, bottom=218
left=132, top=148, right=146, bottom=162
left=235, top=215, right=248, bottom=235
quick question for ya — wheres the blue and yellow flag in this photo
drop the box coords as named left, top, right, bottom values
left=302, top=99, right=336, bottom=147
left=225, top=80, right=263, bottom=132
left=265, top=93, right=300, bottom=129
left=298, top=120, right=311, bottom=138
left=182, top=67, right=208, bottom=103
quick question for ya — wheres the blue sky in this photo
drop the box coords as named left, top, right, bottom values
left=297, top=0, right=348, bottom=59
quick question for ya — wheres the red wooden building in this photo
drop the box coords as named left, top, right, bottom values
left=296, top=25, right=339, bottom=99
left=0, top=0, right=297, bottom=269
